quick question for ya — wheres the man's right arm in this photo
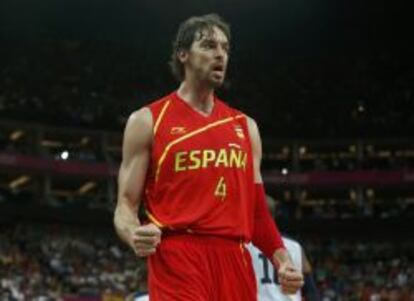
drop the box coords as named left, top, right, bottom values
left=114, top=107, right=161, bottom=257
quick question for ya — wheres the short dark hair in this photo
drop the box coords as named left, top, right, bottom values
left=169, top=13, right=231, bottom=82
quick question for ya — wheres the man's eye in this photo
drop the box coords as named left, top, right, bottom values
left=204, top=42, right=215, bottom=49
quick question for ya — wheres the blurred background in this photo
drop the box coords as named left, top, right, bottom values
left=1, top=0, right=413, bottom=300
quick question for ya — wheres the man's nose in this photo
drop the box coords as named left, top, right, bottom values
left=215, top=45, right=227, bottom=58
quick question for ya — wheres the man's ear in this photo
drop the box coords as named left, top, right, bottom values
left=177, top=50, right=188, bottom=64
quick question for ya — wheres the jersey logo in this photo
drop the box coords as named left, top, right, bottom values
left=170, top=126, right=187, bottom=135
left=234, top=125, right=245, bottom=139
left=228, top=143, right=241, bottom=149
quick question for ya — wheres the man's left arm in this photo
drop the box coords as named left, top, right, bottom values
left=246, top=116, right=304, bottom=295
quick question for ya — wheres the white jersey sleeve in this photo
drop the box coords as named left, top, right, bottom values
left=246, top=237, right=302, bottom=301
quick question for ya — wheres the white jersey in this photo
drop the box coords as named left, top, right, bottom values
left=135, top=294, right=149, bottom=301
left=247, top=237, right=302, bottom=301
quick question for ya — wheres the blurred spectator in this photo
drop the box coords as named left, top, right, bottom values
left=1, top=40, right=413, bottom=139
left=1, top=223, right=413, bottom=300
left=0, top=223, right=145, bottom=300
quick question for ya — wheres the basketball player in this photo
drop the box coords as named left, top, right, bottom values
left=248, top=237, right=320, bottom=301
left=114, top=13, right=303, bottom=300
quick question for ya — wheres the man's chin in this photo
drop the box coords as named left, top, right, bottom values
left=209, top=77, right=225, bottom=88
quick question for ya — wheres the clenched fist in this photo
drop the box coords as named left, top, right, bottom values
left=129, top=223, right=162, bottom=257
left=278, top=261, right=304, bottom=295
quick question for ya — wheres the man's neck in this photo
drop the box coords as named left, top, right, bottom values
left=177, top=80, right=215, bottom=115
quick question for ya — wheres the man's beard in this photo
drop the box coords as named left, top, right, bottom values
left=207, top=72, right=226, bottom=89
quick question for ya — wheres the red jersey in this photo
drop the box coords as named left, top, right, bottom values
left=144, top=91, right=255, bottom=241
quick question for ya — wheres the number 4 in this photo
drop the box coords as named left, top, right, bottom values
left=214, top=176, right=227, bottom=201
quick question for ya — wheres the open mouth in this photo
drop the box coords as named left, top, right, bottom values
left=212, top=65, right=225, bottom=72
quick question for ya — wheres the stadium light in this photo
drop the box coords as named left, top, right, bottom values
left=9, top=130, right=25, bottom=141
left=78, top=181, right=96, bottom=195
left=60, top=151, right=69, bottom=160
left=42, top=140, right=64, bottom=147
left=9, top=175, right=30, bottom=189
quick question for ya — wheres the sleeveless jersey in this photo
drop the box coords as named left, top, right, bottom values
left=247, top=237, right=303, bottom=301
left=144, top=91, right=255, bottom=241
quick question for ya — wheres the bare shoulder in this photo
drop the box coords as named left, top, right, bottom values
left=244, top=115, right=263, bottom=182
left=122, top=107, right=153, bottom=155
left=244, top=115, right=261, bottom=141
left=125, top=107, right=153, bottom=133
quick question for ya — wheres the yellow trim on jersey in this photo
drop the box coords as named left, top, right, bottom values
left=153, top=100, right=171, bottom=135
left=155, top=114, right=245, bottom=181
left=240, top=241, right=248, bottom=267
left=145, top=209, right=166, bottom=228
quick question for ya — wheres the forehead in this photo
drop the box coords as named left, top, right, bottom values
left=194, top=26, right=229, bottom=44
